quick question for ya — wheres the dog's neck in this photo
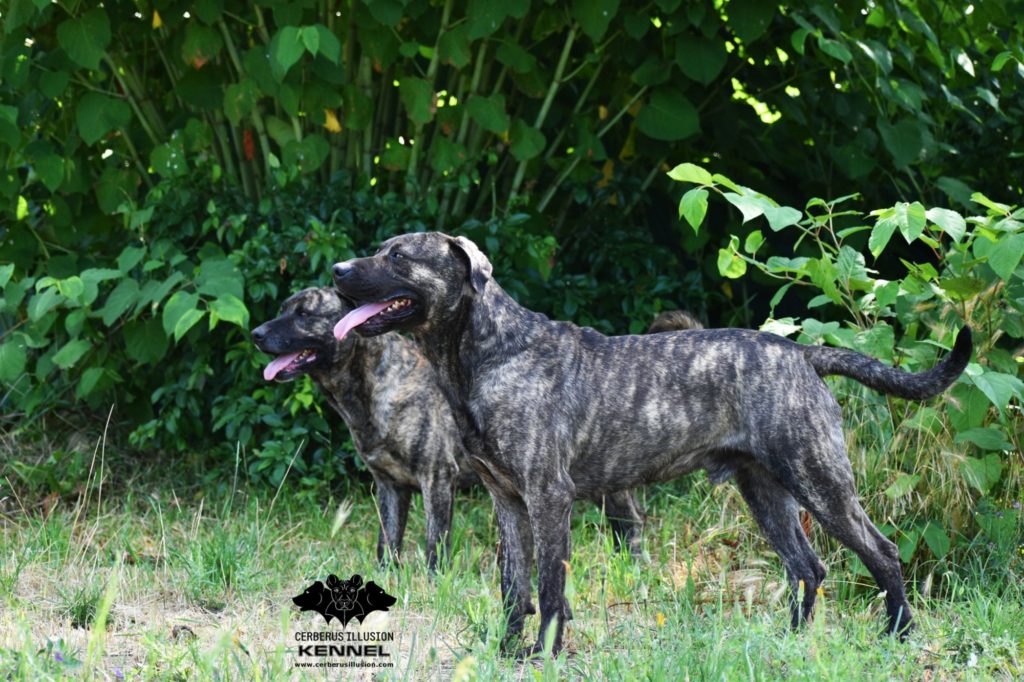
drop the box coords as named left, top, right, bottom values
left=308, top=335, right=383, bottom=429
left=417, top=280, right=539, bottom=425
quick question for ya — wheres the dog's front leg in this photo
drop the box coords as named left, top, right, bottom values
left=523, top=476, right=575, bottom=657
left=494, top=495, right=535, bottom=652
left=374, top=477, right=411, bottom=566
left=422, top=475, right=455, bottom=572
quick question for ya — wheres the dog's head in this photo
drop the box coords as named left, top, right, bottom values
left=331, top=232, right=492, bottom=340
left=251, top=287, right=353, bottom=382
left=361, top=581, right=397, bottom=610
left=326, top=574, right=361, bottom=611
left=292, top=580, right=327, bottom=611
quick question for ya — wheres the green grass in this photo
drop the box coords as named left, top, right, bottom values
left=1, top=457, right=1022, bottom=681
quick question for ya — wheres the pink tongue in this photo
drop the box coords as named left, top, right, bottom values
left=333, top=302, right=392, bottom=341
left=264, top=352, right=302, bottom=381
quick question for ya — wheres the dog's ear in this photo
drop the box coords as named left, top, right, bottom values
left=449, top=235, right=493, bottom=293
left=349, top=574, right=363, bottom=589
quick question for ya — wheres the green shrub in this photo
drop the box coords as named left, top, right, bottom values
left=669, top=162, right=1024, bottom=571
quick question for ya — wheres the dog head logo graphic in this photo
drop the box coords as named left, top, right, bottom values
left=292, top=573, right=396, bottom=625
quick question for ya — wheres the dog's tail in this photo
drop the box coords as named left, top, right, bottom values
left=803, top=327, right=972, bottom=400
left=647, top=310, right=704, bottom=334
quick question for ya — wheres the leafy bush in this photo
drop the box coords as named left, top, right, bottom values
left=670, top=162, right=1023, bottom=570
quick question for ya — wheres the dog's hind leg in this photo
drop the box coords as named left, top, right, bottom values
left=734, top=462, right=826, bottom=628
left=422, top=476, right=455, bottom=572
left=602, top=489, right=645, bottom=558
left=769, top=430, right=913, bottom=638
left=494, top=495, right=536, bottom=651
left=374, top=478, right=411, bottom=567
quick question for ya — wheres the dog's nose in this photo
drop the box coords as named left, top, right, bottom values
left=251, top=325, right=267, bottom=344
left=333, top=261, right=354, bottom=281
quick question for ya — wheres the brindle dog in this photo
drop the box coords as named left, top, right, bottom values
left=252, top=287, right=647, bottom=569
left=330, top=233, right=972, bottom=656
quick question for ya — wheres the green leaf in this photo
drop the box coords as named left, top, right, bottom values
left=790, top=28, right=810, bottom=55
left=922, top=522, right=951, bottom=560
left=223, top=80, right=260, bottom=126
left=282, top=134, right=330, bottom=174
left=667, top=162, right=713, bottom=185
left=744, top=230, right=764, bottom=254
left=118, top=246, right=146, bottom=272
left=970, top=191, right=1011, bottom=214
left=877, top=118, right=923, bottom=168
left=636, top=89, right=699, bottom=141
left=196, top=258, right=244, bottom=300
left=926, top=207, right=966, bottom=242
left=429, top=136, right=468, bottom=173
left=0, top=264, right=13, bottom=289
left=439, top=26, right=472, bottom=68
left=399, top=77, right=434, bottom=124
left=315, top=25, right=342, bottom=64
left=53, top=338, right=91, bottom=370
left=675, top=35, right=727, bottom=85
left=150, top=141, right=188, bottom=179
left=970, top=369, right=1024, bottom=416
left=162, top=291, right=201, bottom=337
left=466, top=0, right=509, bottom=40
left=763, top=205, right=802, bottom=231
left=678, top=188, right=708, bottom=233
left=723, top=192, right=769, bottom=223
left=510, top=119, right=546, bottom=162
left=39, top=69, right=70, bottom=98
left=496, top=42, right=536, bottom=74
left=571, top=0, right=620, bottom=42
left=35, top=154, right=64, bottom=192
left=28, top=287, right=61, bottom=322
left=270, top=26, right=304, bottom=79
left=954, top=427, right=1013, bottom=451
left=209, top=294, right=249, bottom=328
left=986, top=233, right=1024, bottom=280
left=95, top=167, right=139, bottom=214
left=897, top=201, right=927, bottom=243
left=367, top=0, right=404, bottom=26
left=76, top=92, right=131, bottom=145
left=180, top=22, right=223, bottom=67
left=728, top=0, right=775, bottom=44
left=962, top=454, right=1003, bottom=494
left=101, top=279, right=140, bottom=326
left=75, top=366, right=105, bottom=399
left=869, top=215, right=898, bottom=257
left=174, top=309, right=206, bottom=342
left=717, top=236, right=747, bottom=278
left=817, top=36, right=852, bottom=63
left=992, top=51, right=1013, bottom=72
left=0, top=334, right=28, bottom=383
left=57, top=9, right=111, bottom=70
left=124, top=319, right=168, bottom=365
left=300, top=26, right=320, bottom=56
left=466, top=94, right=510, bottom=134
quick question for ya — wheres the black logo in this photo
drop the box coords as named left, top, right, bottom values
left=292, top=574, right=397, bottom=626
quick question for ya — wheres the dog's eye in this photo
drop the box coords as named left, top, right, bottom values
left=389, top=250, right=405, bottom=262
left=295, top=308, right=307, bottom=317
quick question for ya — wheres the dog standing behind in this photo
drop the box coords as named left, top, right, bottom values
left=252, top=287, right=647, bottom=569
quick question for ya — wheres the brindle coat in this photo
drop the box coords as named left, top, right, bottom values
left=331, top=233, right=972, bottom=656
left=252, top=287, right=647, bottom=569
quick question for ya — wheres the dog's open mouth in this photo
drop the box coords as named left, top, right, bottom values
left=333, top=297, right=417, bottom=340
left=263, top=349, right=317, bottom=381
